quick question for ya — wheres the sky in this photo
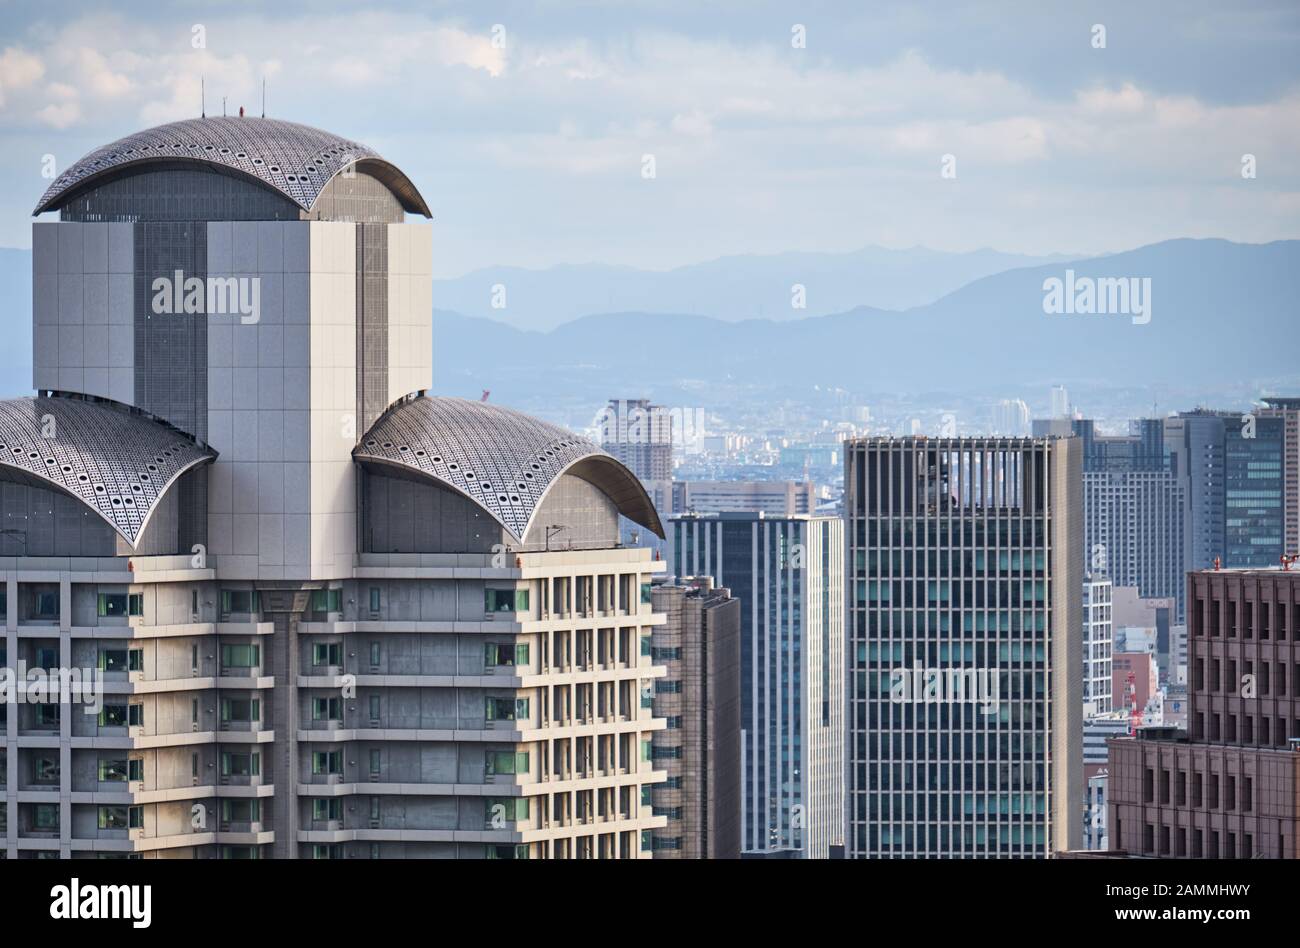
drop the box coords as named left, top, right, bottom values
left=0, top=0, right=1297, bottom=276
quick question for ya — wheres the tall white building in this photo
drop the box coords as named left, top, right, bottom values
left=1082, top=575, right=1113, bottom=715
left=3, top=116, right=669, bottom=859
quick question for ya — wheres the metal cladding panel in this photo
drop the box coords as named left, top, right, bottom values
left=33, top=117, right=431, bottom=218
left=0, top=396, right=216, bottom=545
left=355, top=396, right=664, bottom=543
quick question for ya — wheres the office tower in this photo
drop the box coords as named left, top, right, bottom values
left=1034, top=418, right=1186, bottom=621
left=992, top=399, right=1031, bottom=436
left=844, top=436, right=1083, bottom=857
left=1108, top=567, right=1300, bottom=858
left=1165, top=409, right=1288, bottom=572
left=3, top=116, right=668, bottom=859
left=649, top=578, right=742, bottom=859
left=1050, top=386, right=1071, bottom=419
left=1259, top=397, right=1300, bottom=557
left=1083, top=575, right=1113, bottom=715
left=668, top=512, right=844, bottom=858
left=671, top=480, right=817, bottom=516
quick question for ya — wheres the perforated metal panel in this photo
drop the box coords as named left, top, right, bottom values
left=0, top=396, right=216, bottom=545
left=355, top=397, right=662, bottom=542
left=34, top=117, right=431, bottom=218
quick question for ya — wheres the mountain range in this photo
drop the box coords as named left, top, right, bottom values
left=1, top=239, right=1295, bottom=411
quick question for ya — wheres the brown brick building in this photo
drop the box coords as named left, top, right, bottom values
left=1108, top=568, right=1300, bottom=857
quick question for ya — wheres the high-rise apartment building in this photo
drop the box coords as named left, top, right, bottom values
left=2, top=116, right=669, bottom=859
left=649, top=578, right=741, bottom=859
left=992, top=399, right=1031, bottom=436
left=668, top=512, right=843, bottom=858
left=844, top=437, right=1083, bottom=857
left=1083, top=574, right=1113, bottom=715
left=1260, top=397, right=1300, bottom=558
left=601, top=398, right=673, bottom=482
left=1108, top=567, right=1300, bottom=858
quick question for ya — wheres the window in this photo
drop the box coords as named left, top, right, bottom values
left=369, top=749, right=381, bottom=775
left=221, top=644, right=260, bottom=668
left=34, top=757, right=59, bottom=783
left=640, top=583, right=653, bottom=605
left=219, top=590, right=258, bottom=615
left=127, top=649, right=143, bottom=672
left=36, top=702, right=60, bottom=726
left=99, top=704, right=127, bottom=727
left=220, top=752, right=260, bottom=777
left=369, top=695, right=381, bottom=721
left=128, top=806, right=143, bottom=830
left=98, top=806, right=129, bottom=830
left=640, top=632, right=652, bottom=657
left=99, top=649, right=128, bottom=672
left=485, top=589, right=528, bottom=613
left=99, top=759, right=129, bottom=782
left=486, top=844, right=529, bottom=860
left=33, top=804, right=59, bottom=830
left=641, top=739, right=652, bottom=762
left=369, top=587, right=381, bottom=612
left=128, top=704, right=144, bottom=727
left=312, top=751, right=342, bottom=776
left=220, top=697, right=260, bottom=723
left=369, top=641, right=381, bottom=666
left=97, top=593, right=127, bottom=617
left=485, top=643, right=530, bottom=667
left=313, top=799, right=342, bottom=821
left=128, top=759, right=144, bottom=782
left=485, top=697, right=529, bottom=721
left=33, top=591, right=59, bottom=619
left=485, top=798, right=529, bottom=826
left=311, top=589, right=342, bottom=613
left=486, top=751, right=529, bottom=775
left=128, top=594, right=144, bottom=617
left=191, top=590, right=199, bottom=617
left=312, top=697, right=341, bottom=721
left=312, top=643, right=342, bottom=666
left=221, top=799, right=259, bottom=822
left=35, top=646, right=57, bottom=670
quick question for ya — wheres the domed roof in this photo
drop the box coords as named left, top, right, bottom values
left=354, top=396, right=665, bottom=543
left=0, top=395, right=216, bottom=546
left=33, top=116, right=431, bottom=217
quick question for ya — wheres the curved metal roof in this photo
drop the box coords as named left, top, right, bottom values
left=0, top=396, right=216, bottom=547
left=354, top=397, right=665, bottom=543
left=33, top=117, right=431, bottom=217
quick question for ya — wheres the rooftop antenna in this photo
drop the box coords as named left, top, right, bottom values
left=261, top=77, right=266, bottom=118
left=222, top=96, right=226, bottom=117
left=201, top=76, right=205, bottom=117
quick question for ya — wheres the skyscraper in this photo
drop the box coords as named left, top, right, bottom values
left=3, top=116, right=669, bottom=859
left=668, top=511, right=844, bottom=857
left=844, top=436, right=1083, bottom=857
left=1165, top=409, right=1288, bottom=573
left=1034, top=417, right=1186, bottom=620
left=649, top=577, right=742, bottom=859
